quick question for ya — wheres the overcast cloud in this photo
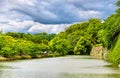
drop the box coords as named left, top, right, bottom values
left=0, top=0, right=117, bottom=33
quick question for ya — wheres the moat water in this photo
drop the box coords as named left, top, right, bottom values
left=0, top=56, right=120, bottom=78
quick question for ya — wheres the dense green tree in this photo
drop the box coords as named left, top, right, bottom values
left=87, top=18, right=102, bottom=45
left=0, top=36, right=17, bottom=57
left=108, top=36, right=120, bottom=64
left=65, top=22, right=89, bottom=53
left=74, top=36, right=92, bottom=55
left=116, top=0, right=120, bottom=7
left=102, top=0, right=120, bottom=64
left=103, top=14, right=120, bottom=49
left=49, top=38, right=71, bottom=55
left=0, top=32, right=56, bottom=58
left=0, top=36, right=4, bottom=50
left=48, top=18, right=102, bottom=55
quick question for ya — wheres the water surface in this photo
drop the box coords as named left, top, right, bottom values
left=0, top=56, right=120, bottom=78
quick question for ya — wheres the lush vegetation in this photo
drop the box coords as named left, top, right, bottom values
left=102, top=0, right=120, bottom=65
left=0, top=18, right=103, bottom=60
left=49, top=18, right=103, bottom=55
left=0, top=32, right=56, bottom=60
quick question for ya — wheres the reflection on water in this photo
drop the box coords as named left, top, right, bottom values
left=0, top=56, right=120, bottom=78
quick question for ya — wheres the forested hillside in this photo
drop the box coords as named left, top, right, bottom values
left=103, top=0, right=120, bottom=64
left=49, top=18, right=103, bottom=55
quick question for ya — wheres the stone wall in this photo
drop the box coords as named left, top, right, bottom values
left=90, top=46, right=108, bottom=59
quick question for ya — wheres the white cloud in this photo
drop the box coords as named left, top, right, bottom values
left=0, top=20, right=33, bottom=33
left=28, top=23, right=70, bottom=34
left=0, top=19, right=70, bottom=34
left=0, top=0, right=116, bottom=24
left=78, top=10, right=103, bottom=19
left=0, top=0, right=117, bottom=33
left=16, top=0, right=35, bottom=6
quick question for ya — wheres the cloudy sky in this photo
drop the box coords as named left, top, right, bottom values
left=0, top=0, right=117, bottom=34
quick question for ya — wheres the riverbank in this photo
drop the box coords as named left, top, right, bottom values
left=1, top=53, right=119, bottom=68
left=0, top=53, right=61, bottom=61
